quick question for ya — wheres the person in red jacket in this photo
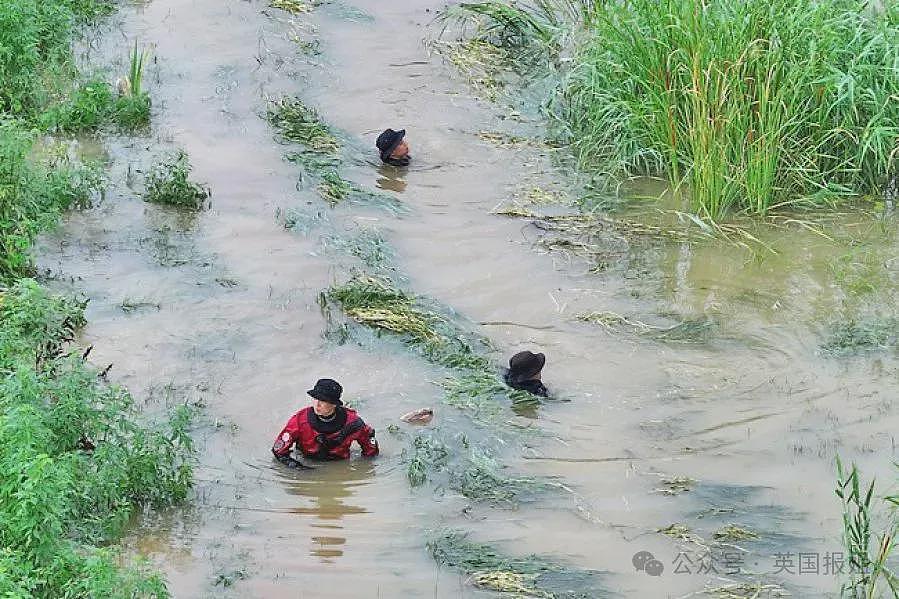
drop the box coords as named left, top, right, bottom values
left=272, top=378, right=378, bottom=468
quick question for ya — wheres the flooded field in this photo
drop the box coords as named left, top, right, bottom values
left=34, top=0, right=898, bottom=597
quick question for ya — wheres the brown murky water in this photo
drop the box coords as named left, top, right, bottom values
left=36, top=0, right=898, bottom=597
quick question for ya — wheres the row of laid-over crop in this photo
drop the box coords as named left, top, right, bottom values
left=1, top=0, right=193, bottom=596
left=445, top=0, right=899, bottom=219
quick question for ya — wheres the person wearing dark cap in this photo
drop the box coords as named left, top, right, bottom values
left=376, top=128, right=411, bottom=167
left=271, top=378, right=378, bottom=468
left=504, top=351, right=548, bottom=397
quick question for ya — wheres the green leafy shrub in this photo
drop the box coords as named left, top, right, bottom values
left=0, top=279, right=194, bottom=597
left=38, top=79, right=115, bottom=133
left=0, top=120, right=104, bottom=282
left=144, top=150, right=210, bottom=209
left=0, top=0, right=114, bottom=117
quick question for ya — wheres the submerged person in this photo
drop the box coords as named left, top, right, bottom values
left=271, top=378, right=378, bottom=468
left=376, top=128, right=411, bottom=167
left=504, top=350, right=548, bottom=398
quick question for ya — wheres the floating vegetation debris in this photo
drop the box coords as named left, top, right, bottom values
left=266, top=97, right=405, bottom=212
left=702, top=582, right=790, bottom=598
left=658, top=523, right=704, bottom=544
left=577, top=311, right=717, bottom=345
left=654, top=476, right=695, bottom=496
left=645, top=317, right=718, bottom=344
left=266, top=97, right=339, bottom=154
left=452, top=447, right=548, bottom=505
left=144, top=150, right=210, bottom=209
left=323, top=228, right=393, bottom=269
left=428, top=530, right=607, bottom=598
left=323, top=0, right=373, bottom=22
left=406, top=434, right=449, bottom=487
left=405, top=432, right=547, bottom=506
left=822, top=317, right=899, bottom=355
left=281, top=207, right=328, bottom=234
left=323, top=275, right=542, bottom=419
left=431, top=39, right=511, bottom=99
left=470, top=570, right=552, bottom=597
left=713, top=524, right=760, bottom=542
left=517, top=186, right=568, bottom=206
left=576, top=311, right=655, bottom=334
left=120, top=298, right=161, bottom=314
left=477, top=130, right=532, bottom=148
left=269, top=0, right=319, bottom=14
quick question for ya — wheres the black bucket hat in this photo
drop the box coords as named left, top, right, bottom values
left=508, top=351, right=545, bottom=381
left=376, top=128, right=405, bottom=162
left=307, top=378, right=343, bottom=406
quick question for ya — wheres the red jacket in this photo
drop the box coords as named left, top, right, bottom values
left=272, top=406, right=378, bottom=463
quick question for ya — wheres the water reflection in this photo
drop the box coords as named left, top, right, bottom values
left=278, top=460, right=375, bottom=562
left=375, top=164, right=407, bottom=193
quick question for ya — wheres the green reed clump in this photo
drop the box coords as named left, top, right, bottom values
left=0, top=279, right=194, bottom=597
left=451, top=0, right=899, bottom=219
left=109, top=41, right=153, bottom=130
left=835, top=457, right=898, bottom=598
left=565, top=0, right=899, bottom=218
left=144, top=150, right=210, bottom=209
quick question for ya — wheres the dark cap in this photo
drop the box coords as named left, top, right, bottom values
left=508, top=351, right=545, bottom=381
left=376, top=128, right=405, bottom=162
left=307, top=378, right=343, bottom=406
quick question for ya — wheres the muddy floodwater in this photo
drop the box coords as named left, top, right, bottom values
left=36, top=0, right=898, bottom=597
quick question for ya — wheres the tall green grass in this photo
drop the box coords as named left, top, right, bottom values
left=450, top=0, right=899, bottom=219
left=835, top=457, right=898, bottom=597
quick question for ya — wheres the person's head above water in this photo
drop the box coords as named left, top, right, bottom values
left=307, top=377, right=343, bottom=417
left=508, top=350, right=545, bottom=383
left=376, top=128, right=411, bottom=167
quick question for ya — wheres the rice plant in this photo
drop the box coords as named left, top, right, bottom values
left=448, top=0, right=899, bottom=219
left=835, top=457, right=898, bottom=598
left=144, top=150, right=210, bottom=209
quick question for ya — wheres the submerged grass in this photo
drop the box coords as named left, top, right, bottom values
left=323, top=275, right=542, bottom=418
left=822, top=317, right=899, bottom=355
left=266, top=97, right=339, bottom=155
left=428, top=530, right=606, bottom=598
left=266, top=97, right=405, bottom=212
left=447, top=0, right=899, bottom=219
